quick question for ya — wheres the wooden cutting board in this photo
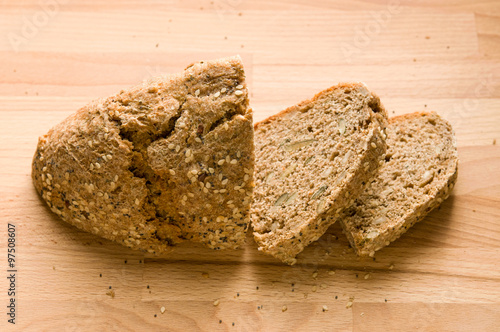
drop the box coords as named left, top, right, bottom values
left=1, top=1, right=499, bottom=331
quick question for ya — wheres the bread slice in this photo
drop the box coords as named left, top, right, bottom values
left=251, top=83, right=388, bottom=264
left=339, top=111, right=458, bottom=257
left=32, top=56, right=254, bottom=254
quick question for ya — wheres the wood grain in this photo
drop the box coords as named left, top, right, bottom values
left=0, top=0, right=499, bottom=330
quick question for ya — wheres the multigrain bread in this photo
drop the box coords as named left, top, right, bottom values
left=339, top=111, right=458, bottom=257
left=251, top=83, right=388, bottom=264
left=32, top=56, right=254, bottom=254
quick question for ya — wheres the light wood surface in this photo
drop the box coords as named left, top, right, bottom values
left=1, top=1, right=499, bottom=331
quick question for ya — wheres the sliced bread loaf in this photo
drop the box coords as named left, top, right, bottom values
left=339, top=111, right=458, bottom=257
left=32, top=56, right=254, bottom=254
left=251, top=83, right=388, bottom=264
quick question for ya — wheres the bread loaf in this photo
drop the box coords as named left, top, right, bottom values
left=32, top=56, right=254, bottom=254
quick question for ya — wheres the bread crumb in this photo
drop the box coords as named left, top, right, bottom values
left=213, top=299, right=220, bottom=306
left=282, top=305, right=287, bottom=312
left=346, top=296, right=354, bottom=308
left=328, top=270, right=335, bottom=275
left=322, top=305, right=328, bottom=312
left=106, top=289, right=115, bottom=298
left=160, top=306, right=165, bottom=314
left=202, top=272, right=209, bottom=278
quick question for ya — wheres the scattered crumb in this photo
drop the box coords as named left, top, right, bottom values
left=413, top=58, right=416, bottom=62
left=425, top=36, right=430, bottom=39
left=493, top=139, right=496, bottom=145
left=322, top=305, right=328, bottom=312
left=213, top=299, right=220, bottom=306
left=328, top=270, right=335, bottom=275
left=424, top=104, right=427, bottom=108
left=312, top=271, right=318, bottom=278
left=106, top=289, right=115, bottom=298
left=282, top=305, right=287, bottom=312
left=238, top=12, right=242, bottom=16
left=361, top=312, right=364, bottom=316
left=224, top=36, right=228, bottom=40
left=312, top=285, right=317, bottom=292
left=160, top=306, right=165, bottom=314
left=346, top=296, right=354, bottom=308
left=156, top=43, right=159, bottom=48
left=304, top=293, right=308, bottom=299
left=320, top=283, right=327, bottom=289
left=364, top=273, right=371, bottom=280
left=202, top=272, right=209, bottom=278
left=473, top=209, right=476, bottom=212
left=53, top=266, right=55, bottom=270
left=389, top=264, right=394, bottom=270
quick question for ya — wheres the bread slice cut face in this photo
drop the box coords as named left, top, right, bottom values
left=340, top=111, right=458, bottom=257
left=251, top=83, right=388, bottom=264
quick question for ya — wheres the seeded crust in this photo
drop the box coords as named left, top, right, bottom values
left=32, top=56, right=254, bottom=254
left=339, top=111, right=458, bottom=257
left=251, top=83, right=388, bottom=264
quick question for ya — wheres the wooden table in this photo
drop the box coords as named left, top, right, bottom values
left=1, top=1, right=499, bottom=331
